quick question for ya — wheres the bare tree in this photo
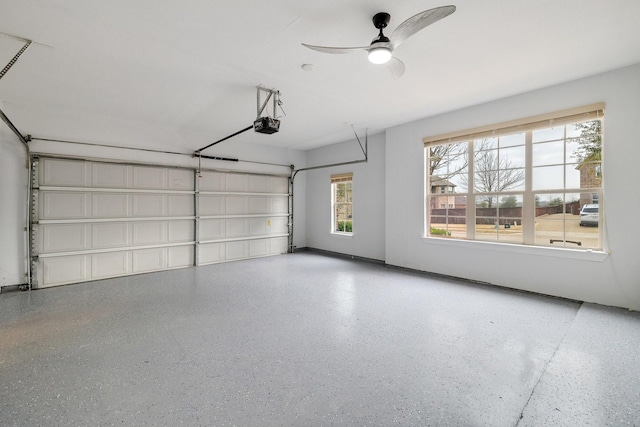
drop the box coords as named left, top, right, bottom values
left=460, top=140, right=525, bottom=207
left=429, top=143, right=467, bottom=178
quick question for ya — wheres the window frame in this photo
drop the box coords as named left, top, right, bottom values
left=424, top=104, right=604, bottom=251
left=331, top=173, right=353, bottom=235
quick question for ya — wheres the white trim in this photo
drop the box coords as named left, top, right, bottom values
left=422, top=236, right=609, bottom=262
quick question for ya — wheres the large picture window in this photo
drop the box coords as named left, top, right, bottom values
left=425, top=104, right=603, bottom=250
left=331, top=173, right=353, bottom=234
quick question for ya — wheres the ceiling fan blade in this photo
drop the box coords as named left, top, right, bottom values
left=386, top=57, right=405, bottom=79
left=302, top=43, right=369, bottom=54
left=391, top=5, right=456, bottom=49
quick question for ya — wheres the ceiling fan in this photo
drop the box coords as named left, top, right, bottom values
left=302, top=5, right=456, bottom=79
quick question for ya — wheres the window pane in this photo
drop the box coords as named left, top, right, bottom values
left=565, top=165, right=580, bottom=189
left=474, top=137, right=497, bottom=152
left=567, top=120, right=602, bottom=164
left=533, top=126, right=564, bottom=143
left=335, top=183, right=346, bottom=202
left=500, top=146, right=525, bottom=168
left=475, top=195, right=498, bottom=242
left=532, top=165, right=564, bottom=190
left=497, top=195, right=523, bottom=243
left=499, top=169, right=525, bottom=191
left=429, top=143, right=468, bottom=178
left=533, top=140, right=564, bottom=166
left=533, top=192, right=599, bottom=249
left=565, top=123, right=582, bottom=138
left=449, top=172, right=468, bottom=193
left=499, top=132, right=525, bottom=148
left=429, top=191, right=467, bottom=239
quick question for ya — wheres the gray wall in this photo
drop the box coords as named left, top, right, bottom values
left=304, top=132, right=386, bottom=261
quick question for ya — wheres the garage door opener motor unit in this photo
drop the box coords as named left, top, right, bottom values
left=193, top=86, right=284, bottom=157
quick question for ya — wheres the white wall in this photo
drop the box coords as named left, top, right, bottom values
left=304, top=63, right=640, bottom=310
left=0, top=130, right=307, bottom=288
left=0, top=128, right=29, bottom=287
left=384, top=63, right=640, bottom=310
left=305, top=132, right=385, bottom=261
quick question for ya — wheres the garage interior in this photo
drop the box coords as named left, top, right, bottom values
left=2, top=1, right=640, bottom=425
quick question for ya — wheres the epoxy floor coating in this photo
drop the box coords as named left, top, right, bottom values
left=1, top=252, right=639, bottom=426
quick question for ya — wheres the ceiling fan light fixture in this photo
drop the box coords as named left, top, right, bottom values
left=368, top=46, right=392, bottom=64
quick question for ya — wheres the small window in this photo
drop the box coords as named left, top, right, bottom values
left=331, top=173, right=353, bottom=234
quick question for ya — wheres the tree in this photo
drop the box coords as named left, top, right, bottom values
left=429, top=143, right=467, bottom=179
left=500, top=195, right=519, bottom=208
left=548, top=197, right=564, bottom=207
left=463, top=140, right=525, bottom=207
left=570, top=120, right=601, bottom=163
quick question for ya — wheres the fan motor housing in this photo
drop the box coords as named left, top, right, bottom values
left=372, top=12, right=390, bottom=29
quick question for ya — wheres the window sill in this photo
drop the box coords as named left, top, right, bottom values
left=422, top=236, right=609, bottom=262
left=331, top=232, right=353, bottom=238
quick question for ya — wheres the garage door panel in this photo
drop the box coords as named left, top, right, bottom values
left=133, top=248, right=165, bottom=273
left=270, top=177, right=289, bottom=194
left=270, top=237, right=288, bottom=254
left=92, top=222, right=129, bottom=249
left=92, top=163, right=129, bottom=188
left=249, top=239, right=269, bottom=257
left=226, top=219, right=248, bottom=238
left=199, top=243, right=225, bottom=265
left=249, top=218, right=269, bottom=236
left=249, top=197, right=270, bottom=214
left=168, top=194, right=194, bottom=216
left=168, top=220, right=194, bottom=243
left=132, top=194, right=166, bottom=217
left=41, top=224, right=88, bottom=253
left=41, top=192, right=89, bottom=219
left=270, top=217, right=288, bottom=234
left=199, top=195, right=224, bottom=215
left=226, top=196, right=249, bottom=214
left=271, top=197, right=288, bottom=214
left=132, top=221, right=166, bottom=245
left=92, top=251, right=130, bottom=278
left=93, top=193, right=130, bottom=218
left=200, top=219, right=225, bottom=240
left=41, top=158, right=88, bottom=187
left=226, top=241, right=249, bottom=260
left=225, top=174, right=249, bottom=192
left=168, top=169, right=194, bottom=190
left=133, top=166, right=165, bottom=189
left=249, top=175, right=270, bottom=193
left=168, top=246, right=194, bottom=268
left=41, top=255, right=88, bottom=287
left=198, top=171, right=225, bottom=191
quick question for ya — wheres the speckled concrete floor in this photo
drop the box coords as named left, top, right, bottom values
left=1, top=252, right=639, bottom=426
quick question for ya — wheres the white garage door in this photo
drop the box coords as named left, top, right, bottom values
left=197, top=170, right=289, bottom=265
left=32, top=157, right=290, bottom=288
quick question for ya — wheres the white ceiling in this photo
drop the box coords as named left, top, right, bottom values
left=2, top=0, right=640, bottom=153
